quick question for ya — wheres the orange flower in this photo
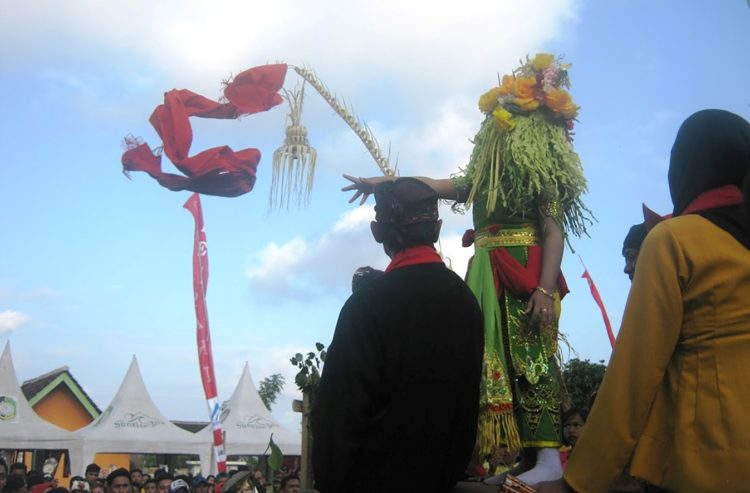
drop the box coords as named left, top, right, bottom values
left=497, top=74, right=515, bottom=96
left=478, top=87, right=500, bottom=113
left=512, top=77, right=538, bottom=99
left=513, top=97, right=540, bottom=111
left=544, top=89, right=578, bottom=119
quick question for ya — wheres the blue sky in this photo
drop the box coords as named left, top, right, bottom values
left=1, top=1, right=749, bottom=434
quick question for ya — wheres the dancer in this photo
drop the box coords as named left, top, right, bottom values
left=343, top=53, right=590, bottom=485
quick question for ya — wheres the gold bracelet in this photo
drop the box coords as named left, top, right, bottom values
left=535, top=286, right=555, bottom=300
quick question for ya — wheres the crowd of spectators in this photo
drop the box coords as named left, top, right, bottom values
left=0, top=460, right=301, bottom=493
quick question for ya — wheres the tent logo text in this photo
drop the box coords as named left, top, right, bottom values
left=236, top=415, right=277, bottom=430
left=114, top=412, right=165, bottom=428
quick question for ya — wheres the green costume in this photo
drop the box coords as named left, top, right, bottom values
left=453, top=104, right=590, bottom=455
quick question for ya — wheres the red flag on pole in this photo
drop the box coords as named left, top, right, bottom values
left=581, top=269, right=616, bottom=349
left=184, top=193, right=227, bottom=473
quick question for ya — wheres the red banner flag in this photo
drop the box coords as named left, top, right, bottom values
left=581, top=269, right=616, bottom=348
left=122, top=64, right=288, bottom=197
left=184, top=193, right=226, bottom=473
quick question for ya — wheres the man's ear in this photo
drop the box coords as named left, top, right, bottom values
left=430, top=219, right=442, bottom=243
left=371, top=221, right=384, bottom=243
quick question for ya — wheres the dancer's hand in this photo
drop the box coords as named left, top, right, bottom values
left=525, top=289, right=556, bottom=328
left=535, top=479, right=574, bottom=492
left=341, top=174, right=394, bottom=205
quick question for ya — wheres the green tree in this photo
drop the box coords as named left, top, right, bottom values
left=562, top=358, right=606, bottom=409
left=258, top=373, right=286, bottom=411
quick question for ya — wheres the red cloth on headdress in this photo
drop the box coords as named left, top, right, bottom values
left=122, top=64, right=287, bottom=197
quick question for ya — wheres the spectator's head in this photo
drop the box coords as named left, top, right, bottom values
left=0, top=460, right=7, bottom=491
left=48, top=488, right=68, bottom=493
left=142, top=479, right=156, bottom=493
left=191, top=476, right=208, bottom=493
left=217, top=472, right=248, bottom=493
left=68, top=477, right=88, bottom=493
left=252, top=471, right=264, bottom=488
left=153, top=472, right=172, bottom=493
left=107, top=469, right=131, bottom=493
left=562, top=407, right=588, bottom=447
left=84, top=465, right=101, bottom=485
left=89, top=483, right=106, bottom=493
left=167, top=479, right=188, bottom=493
left=129, top=470, right=142, bottom=488
left=3, top=474, right=28, bottom=493
left=279, top=476, right=300, bottom=493
left=371, top=178, right=441, bottom=257
left=669, top=109, right=750, bottom=216
left=622, top=222, right=646, bottom=281
left=9, top=464, right=26, bottom=478
left=351, top=266, right=385, bottom=293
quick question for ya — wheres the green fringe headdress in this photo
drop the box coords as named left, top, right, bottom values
left=454, top=53, right=592, bottom=238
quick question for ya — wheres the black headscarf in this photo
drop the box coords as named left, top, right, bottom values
left=668, top=109, right=750, bottom=248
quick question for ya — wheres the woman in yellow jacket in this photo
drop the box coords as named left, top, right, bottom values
left=538, top=109, right=750, bottom=493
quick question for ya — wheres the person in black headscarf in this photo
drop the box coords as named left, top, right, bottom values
left=312, top=178, right=484, bottom=493
left=537, top=109, right=750, bottom=493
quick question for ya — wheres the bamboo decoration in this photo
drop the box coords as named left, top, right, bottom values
left=292, top=65, right=396, bottom=177
left=271, top=84, right=317, bottom=210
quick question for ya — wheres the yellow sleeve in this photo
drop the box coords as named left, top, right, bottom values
left=564, top=222, right=686, bottom=492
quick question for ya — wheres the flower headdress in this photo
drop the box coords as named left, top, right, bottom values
left=478, top=53, right=578, bottom=133
left=455, top=53, right=591, bottom=239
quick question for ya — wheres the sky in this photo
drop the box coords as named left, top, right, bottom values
left=1, top=0, right=749, bottom=439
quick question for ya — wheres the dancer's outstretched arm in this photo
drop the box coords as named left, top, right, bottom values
left=342, top=174, right=467, bottom=204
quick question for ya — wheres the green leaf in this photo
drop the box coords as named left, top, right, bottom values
left=315, top=342, right=324, bottom=351
left=295, top=373, right=307, bottom=389
left=267, top=434, right=283, bottom=471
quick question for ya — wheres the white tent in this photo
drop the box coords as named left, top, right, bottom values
left=199, top=363, right=300, bottom=473
left=0, top=342, right=80, bottom=470
left=71, top=356, right=212, bottom=474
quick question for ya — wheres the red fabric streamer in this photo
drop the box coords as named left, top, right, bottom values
left=122, top=64, right=288, bottom=197
left=184, top=193, right=226, bottom=472
left=581, top=269, right=616, bottom=348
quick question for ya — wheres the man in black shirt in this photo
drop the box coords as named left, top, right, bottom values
left=312, top=177, right=484, bottom=493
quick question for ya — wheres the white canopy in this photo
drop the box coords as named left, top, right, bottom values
left=200, top=363, right=300, bottom=472
left=0, top=342, right=80, bottom=468
left=71, top=356, right=212, bottom=474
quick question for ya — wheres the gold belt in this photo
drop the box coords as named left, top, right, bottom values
left=474, top=226, right=539, bottom=248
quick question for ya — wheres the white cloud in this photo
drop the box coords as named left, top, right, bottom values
left=244, top=203, right=478, bottom=301
left=1, top=1, right=579, bottom=107
left=332, top=205, right=375, bottom=233
left=0, top=310, right=30, bottom=335
left=245, top=207, right=384, bottom=302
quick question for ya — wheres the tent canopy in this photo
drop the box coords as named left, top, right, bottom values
left=71, top=356, right=211, bottom=474
left=0, top=343, right=79, bottom=453
left=201, top=363, right=301, bottom=464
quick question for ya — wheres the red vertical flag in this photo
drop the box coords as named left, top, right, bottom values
left=184, top=193, right=227, bottom=473
left=581, top=269, right=616, bottom=349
